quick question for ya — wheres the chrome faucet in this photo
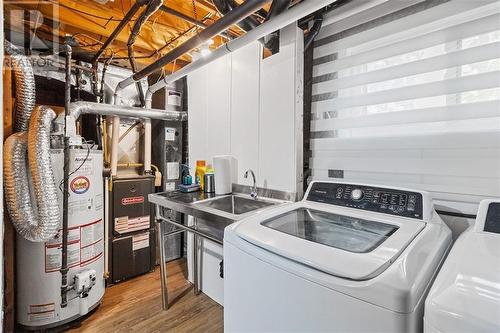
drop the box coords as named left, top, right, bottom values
left=244, top=169, right=258, bottom=199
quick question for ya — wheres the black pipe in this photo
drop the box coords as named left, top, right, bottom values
left=91, top=62, right=101, bottom=98
left=264, top=0, right=291, bottom=22
left=128, top=0, right=163, bottom=107
left=24, top=10, right=32, bottom=56
left=304, top=14, right=324, bottom=50
left=161, top=5, right=207, bottom=28
left=261, top=0, right=291, bottom=53
left=90, top=0, right=148, bottom=97
left=125, top=0, right=269, bottom=84
left=100, top=56, right=113, bottom=103
left=101, top=15, right=211, bottom=62
left=91, top=0, right=148, bottom=63
left=159, top=5, right=231, bottom=39
left=75, top=61, right=83, bottom=101
left=212, top=0, right=261, bottom=32
left=60, top=43, right=72, bottom=309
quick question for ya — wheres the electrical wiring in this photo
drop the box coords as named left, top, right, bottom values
left=45, top=0, right=137, bottom=23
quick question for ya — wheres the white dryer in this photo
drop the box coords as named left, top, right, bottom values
left=424, top=199, right=500, bottom=333
left=224, top=181, right=452, bottom=332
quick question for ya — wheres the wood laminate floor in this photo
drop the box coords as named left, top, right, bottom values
left=66, top=259, right=223, bottom=333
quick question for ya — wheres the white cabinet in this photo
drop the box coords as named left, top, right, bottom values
left=186, top=24, right=304, bottom=305
left=230, top=43, right=261, bottom=185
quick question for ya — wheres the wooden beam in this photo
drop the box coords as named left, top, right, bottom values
left=2, top=66, right=15, bottom=333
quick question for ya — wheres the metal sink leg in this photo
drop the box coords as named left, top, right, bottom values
left=156, top=205, right=169, bottom=310
left=193, top=217, right=201, bottom=295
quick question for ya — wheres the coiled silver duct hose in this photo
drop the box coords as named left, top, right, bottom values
left=4, top=106, right=60, bottom=241
left=3, top=40, right=60, bottom=242
left=4, top=40, right=36, bottom=132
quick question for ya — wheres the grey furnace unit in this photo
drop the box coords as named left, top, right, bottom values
left=109, top=175, right=156, bottom=284
left=152, top=85, right=184, bottom=264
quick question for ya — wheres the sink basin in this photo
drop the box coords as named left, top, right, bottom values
left=196, top=195, right=276, bottom=215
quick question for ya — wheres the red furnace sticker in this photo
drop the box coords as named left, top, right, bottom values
left=121, top=196, right=145, bottom=205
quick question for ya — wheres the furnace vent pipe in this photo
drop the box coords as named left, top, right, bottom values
left=3, top=106, right=60, bottom=242
left=146, top=0, right=337, bottom=97
left=144, top=100, right=153, bottom=174
left=4, top=40, right=36, bottom=132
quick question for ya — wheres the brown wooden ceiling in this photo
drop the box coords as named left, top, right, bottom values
left=5, top=0, right=270, bottom=73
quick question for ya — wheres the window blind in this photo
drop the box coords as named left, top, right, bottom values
left=310, top=0, right=500, bottom=212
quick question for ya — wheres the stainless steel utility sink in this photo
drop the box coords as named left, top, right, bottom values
left=195, top=195, right=276, bottom=215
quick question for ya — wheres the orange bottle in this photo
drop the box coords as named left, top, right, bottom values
left=195, top=160, right=207, bottom=190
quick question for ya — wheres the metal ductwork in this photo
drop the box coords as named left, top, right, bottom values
left=54, top=101, right=187, bottom=177
left=4, top=40, right=36, bottom=132
left=4, top=106, right=60, bottom=242
left=58, top=101, right=187, bottom=129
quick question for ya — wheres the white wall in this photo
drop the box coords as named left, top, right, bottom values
left=188, top=23, right=303, bottom=195
left=186, top=24, right=304, bottom=306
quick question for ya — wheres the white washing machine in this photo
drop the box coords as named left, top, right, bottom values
left=424, top=199, right=500, bottom=333
left=224, top=181, right=452, bottom=332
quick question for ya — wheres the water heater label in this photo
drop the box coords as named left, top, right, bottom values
left=45, top=242, right=80, bottom=273
left=80, top=219, right=104, bottom=266
left=70, top=176, right=90, bottom=194
left=44, top=219, right=104, bottom=273
left=81, top=241, right=104, bottom=267
left=28, top=303, right=55, bottom=322
left=80, top=221, right=103, bottom=247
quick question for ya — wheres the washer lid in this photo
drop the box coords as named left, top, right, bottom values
left=234, top=203, right=425, bottom=280
left=425, top=230, right=500, bottom=332
left=426, top=199, right=500, bottom=332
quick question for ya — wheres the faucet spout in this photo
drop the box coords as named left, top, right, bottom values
left=244, top=169, right=258, bottom=199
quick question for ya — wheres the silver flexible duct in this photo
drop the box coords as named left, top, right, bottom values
left=3, top=107, right=60, bottom=241
left=4, top=40, right=36, bottom=132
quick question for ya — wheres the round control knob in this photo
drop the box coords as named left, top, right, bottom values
left=351, top=189, right=364, bottom=201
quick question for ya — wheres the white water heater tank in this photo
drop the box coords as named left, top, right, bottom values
left=16, top=148, right=105, bottom=330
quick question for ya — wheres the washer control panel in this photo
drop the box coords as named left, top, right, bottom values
left=306, top=182, right=424, bottom=220
left=484, top=202, right=500, bottom=234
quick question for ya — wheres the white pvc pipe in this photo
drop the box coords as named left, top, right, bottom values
left=147, top=0, right=337, bottom=95
left=110, top=115, right=120, bottom=177
left=144, top=98, right=153, bottom=174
